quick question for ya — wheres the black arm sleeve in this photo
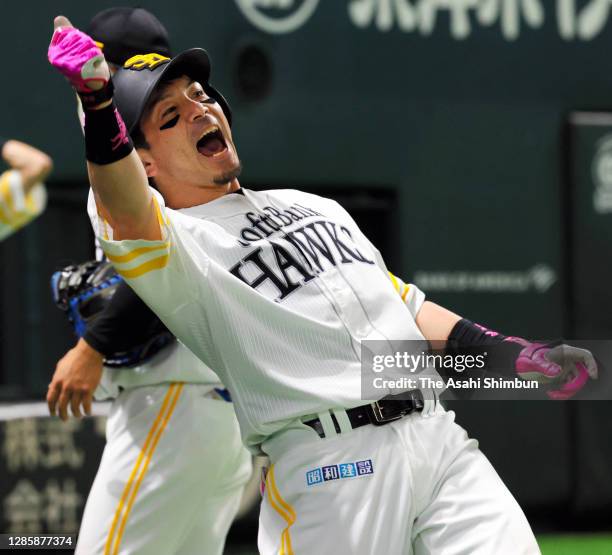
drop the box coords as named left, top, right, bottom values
left=446, top=318, right=524, bottom=377
left=83, top=280, right=170, bottom=358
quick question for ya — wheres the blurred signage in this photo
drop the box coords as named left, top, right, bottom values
left=592, top=134, right=612, bottom=214
left=234, top=0, right=320, bottom=33
left=413, top=264, right=557, bottom=293
left=0, top=417, right=106, bottom=535
left=235, top=0, right=612, bottom=40
left=568, top=112, right=612, bottom=337
left=348, top=0, right=612, bottom=40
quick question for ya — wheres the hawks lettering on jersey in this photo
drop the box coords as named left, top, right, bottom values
left=231, top=202, right=375, bottom=301
left=95, top=188, right=427, bottom=451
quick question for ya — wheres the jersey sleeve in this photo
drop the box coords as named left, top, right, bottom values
left=90, top=190, right=209, bottom=350
left=388, top=272, right=426, bottom=319
left=0, top=170, right=47, bottom=241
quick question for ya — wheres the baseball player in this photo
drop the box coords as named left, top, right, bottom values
left=0, top=137, right=52, bottom=241
left=48, top=18, right=598, bottom=554
left=46, top=9, right=251, bottom=555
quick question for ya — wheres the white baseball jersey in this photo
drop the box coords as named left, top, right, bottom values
left=0, top=170, right=46, bottom=241
left=87, top=191, right=223, bottom=398
left=92, top=187, right=426, bottom=452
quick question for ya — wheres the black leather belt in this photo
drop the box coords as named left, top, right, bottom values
left=304, top=390, right=425, bottom=439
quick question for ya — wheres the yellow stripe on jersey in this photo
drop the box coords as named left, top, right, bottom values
left=389, top=272, right=411, bottom=303
left=104, top=383, right=183, bottom=555
left=102, top=218, right=110, bottom=241
left=116, top=253, right=169, bottom=278
left=0, top=171, right=45, bottom=238
left=105, top=243, right=168, bottom=264
left=0, top=173, right=9, bottom=223
left=0, top=172, right=19, bottom=227
left=104, top=241, right=170, bottom=279
left=101, top=197, right=170, bottom=278
left=266, top=464, right=296, bottom=555
left=153, top=194, right=169, bottom=227
left=389, top=272, right=401, bottom=293
left=25, top=191, right=36, bottom=213
left=0, top=201, right=9, bottom=225
left=0, top=173, right=14, bottom=211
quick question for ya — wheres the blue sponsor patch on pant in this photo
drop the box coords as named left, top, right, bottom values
left=322, top=465, right=339, bottom=481
left=306, top=459, right=373, bottom=486
left=339, top=462, right=356, bottom=478
left=356, top=459, right=374, bottom=475
left=306, top=468, right=323, bottom=486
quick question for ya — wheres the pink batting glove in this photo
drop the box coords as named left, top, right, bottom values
left=48, top=16, right=110, bottom=94
left=515, top=343, right=597, bottom=400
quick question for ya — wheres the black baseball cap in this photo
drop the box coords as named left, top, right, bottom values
left=87, top=7, right=172, bottom=66
left=112, top=48, right=232, bottom=133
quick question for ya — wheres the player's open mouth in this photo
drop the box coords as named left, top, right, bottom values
left=196, top=126, right=227, bottom=157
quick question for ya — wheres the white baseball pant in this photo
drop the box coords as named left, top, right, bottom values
left=76, top=383, right=252, bottom=555
left=258, top=405, right=540, bottom=555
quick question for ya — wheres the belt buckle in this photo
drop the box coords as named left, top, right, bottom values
left=370, top=401, right=405, bottom=425
left=370, top=390, right=424, bottom=425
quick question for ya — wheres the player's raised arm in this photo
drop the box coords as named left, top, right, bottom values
left=1, top=138, right=53, bottom=193
left=48, top=16, right=160, bottom=241
left=0, top=137, right=52, bottom=241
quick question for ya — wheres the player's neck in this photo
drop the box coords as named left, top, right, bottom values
left=161, top=178, right=241, bottom=208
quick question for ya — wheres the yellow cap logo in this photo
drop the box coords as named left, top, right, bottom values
left=124, top=53, right=171, bottom=71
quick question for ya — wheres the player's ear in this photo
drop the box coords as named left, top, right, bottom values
left=136, top=148, right=157, bottom=178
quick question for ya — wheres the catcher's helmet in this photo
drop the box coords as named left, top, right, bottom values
left=51, top=260, right=174, bottom=368
left=112, top=48, right=232, bottom=134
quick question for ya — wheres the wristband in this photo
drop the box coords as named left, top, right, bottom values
left=79, top=79, right=114, bottom=110
left=85, top=101, right=133, bottom=165
left=448, top=319, right=510, bottom=347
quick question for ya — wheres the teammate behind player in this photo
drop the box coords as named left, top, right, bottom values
left=0, top=138, right=52, bottom=241
left=86, top=6, right=172, bottom=73
left=48, top=18, right=597, bottom=554
left=46, top=9, right=251, bottom=555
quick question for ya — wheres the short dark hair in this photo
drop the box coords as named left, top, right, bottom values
left=129, top=123, right=154, bottom=188
left=131, top=125, right=150, bottom=150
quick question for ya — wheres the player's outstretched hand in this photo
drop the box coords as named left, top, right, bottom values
left=48, top=15, right=110, bottom=99
left=515, top=343, right=598, bottom=400
left=47, top=338, right=104, bottom=421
